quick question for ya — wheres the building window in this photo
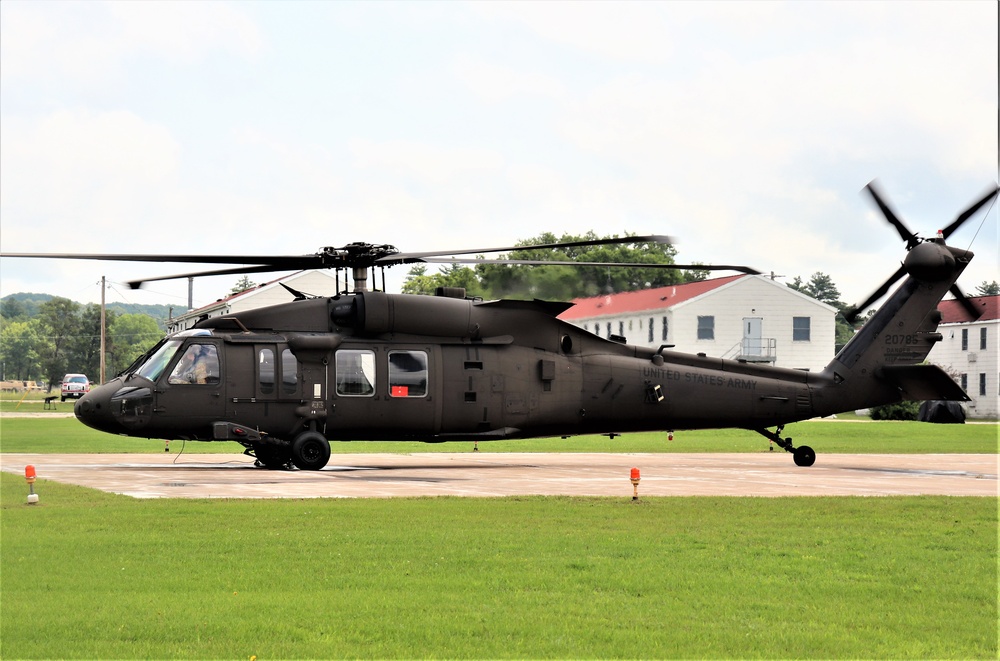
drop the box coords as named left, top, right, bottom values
left=980, top=327, right=987, bottom=351
left=979, top=373, right=987, bottom=397
left=697, top=316, right=715, bottom=341
left=662, top=316, right=668, bottom=342
left=961, top=328, right=968, bottom=351
left=648, top=318, right=654, bottom=343
left=336, top=349, right=375, bottom=396
left=960, top=374, right=968, bottom=392
left=388, top=350, right=428, bottom=397
left=793, top=317, right=811, bottom=341
left=594, top=324, right=600, bottom=336
left=606, top=322, right=612, bottom=339
left=618, top=321, right=624, bottom=337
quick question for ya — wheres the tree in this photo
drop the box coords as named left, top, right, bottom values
left=0, top=297, right=27, bottom=321
left=401, top=264, right=487, bottom=298
left=109, top=314, right=162, bottom=375
left=230, top=276, right=257, bottom=295
left=788, top=272, right=855, bottom=348
left=71, top=304, right=118, bottom=381
left=0, top=320, right=42, bottom=381
left=975, top=281, right=1000, bottom=296
left=418, top=232, right=686, bottom=300
left=36, top=297, right=80, bottom=390
left=787, top=272, right=843, bottom=308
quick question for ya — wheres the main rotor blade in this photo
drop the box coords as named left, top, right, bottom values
left=125, top=264, right=295, bottom=289
left=842, top=263, right=908, bottom=324
left=420, top=257, right=759, bottom=274
left=864, top=181, right=919, bottom=249
left=949, top=285, right=984, bottom=320
left=940, top=184, right=1000, bottom=240
left=382, top=235, right=674, bottom=263
left=0, top=251, right=323, bottom=267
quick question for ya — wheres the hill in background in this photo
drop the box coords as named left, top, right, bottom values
left=1, top=292, right=174, bottom=331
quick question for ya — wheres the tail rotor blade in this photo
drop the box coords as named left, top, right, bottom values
left=949, top=285, right=984, bottom=320
left=864, top=181, right=920, bottom=249
left=940, top=185, right=1000, bottom=240
left=843, top=264, right=907, bottom=324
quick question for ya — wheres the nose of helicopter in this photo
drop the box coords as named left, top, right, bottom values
left=74, top=380, right=126, bottom=434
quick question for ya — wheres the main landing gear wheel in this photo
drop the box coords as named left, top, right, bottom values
left=290, top=431, right=331, bottom=471
left=252, top=442, right=292, bottom=470
left=793, top=445, right=816, bottom=467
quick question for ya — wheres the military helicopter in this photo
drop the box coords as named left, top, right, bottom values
left=3, top=182, right=996, bottom=470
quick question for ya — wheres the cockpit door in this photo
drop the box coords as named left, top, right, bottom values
left=154, top=340, right=225, bottom=425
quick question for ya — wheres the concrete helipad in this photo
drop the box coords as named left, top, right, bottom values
left=1, top=452, right=996, bottom=498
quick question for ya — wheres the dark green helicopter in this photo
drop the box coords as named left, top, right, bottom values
left=3, top=182, right=995, bottom=470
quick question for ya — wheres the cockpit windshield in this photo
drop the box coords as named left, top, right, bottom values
left=135, top=339, right=182, bottom=382
left=134, top=330, right=213, bottom=382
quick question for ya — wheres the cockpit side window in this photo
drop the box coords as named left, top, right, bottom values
left=281, top=349, right=298, bottom=395
left=167, top=344, right=220, bottom=385
left=259, top=348, right=275, bottom=394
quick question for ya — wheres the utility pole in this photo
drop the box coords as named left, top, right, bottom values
left=100, top=275, right=106, bottom=384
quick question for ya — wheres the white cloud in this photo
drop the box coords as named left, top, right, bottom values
left=0, top=109, right=181, bottom=250
left=0, top=0, right=262, bottom=86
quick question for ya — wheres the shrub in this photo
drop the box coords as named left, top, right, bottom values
left=869, top=400, right=920, bottom=420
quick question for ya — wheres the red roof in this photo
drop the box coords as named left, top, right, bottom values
left=938, top=295, right=1000, bottom=323
left=558, top=275, right=745, bottom=321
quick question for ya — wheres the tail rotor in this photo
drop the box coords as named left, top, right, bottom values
left=843, top=181, right=998, bottom=325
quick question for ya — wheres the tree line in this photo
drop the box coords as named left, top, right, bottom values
left=402, top=232, right=711, bottom=299
left=0, top=296, right=166, bottom=390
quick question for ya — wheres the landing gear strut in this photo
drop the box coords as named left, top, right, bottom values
left=755, top=426, right=816, bottom=467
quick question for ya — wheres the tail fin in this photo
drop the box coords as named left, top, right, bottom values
left=819, top=241, right=972, bottom=412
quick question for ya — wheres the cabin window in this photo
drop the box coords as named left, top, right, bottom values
left=388, top=351, right=428, bottom=397
left=980, top=327, right=987, bottom=351
left=961, top=328, right=968, bottom=351
left=259, top=348, right=275, bottom=394
left=336, top=349, right=375, bottom=396
left=697, top=316, right=714, bottom=340
left=793, top=317, right=811, bottom=341
left=281, top=349, right=298, bottom=395
left=167, top=344, right=219, bottom=385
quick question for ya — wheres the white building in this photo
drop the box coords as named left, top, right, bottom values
left=167, top=270, right=341, bottom=334
left=558, top=275, right=838, bottom=371
left=927, top=296, right=999, bottom=418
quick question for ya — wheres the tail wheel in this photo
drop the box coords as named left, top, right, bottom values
left=290, top=431, right=331, bottom=471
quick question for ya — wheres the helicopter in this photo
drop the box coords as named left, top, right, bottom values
left=2, top=181, right=996, bottom=470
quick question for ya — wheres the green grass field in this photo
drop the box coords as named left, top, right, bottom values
left=1, top=474, right=996, bottom=659
left=1, top=416, right=997, bottom=455
left=1, top=414, right=997, bottom=658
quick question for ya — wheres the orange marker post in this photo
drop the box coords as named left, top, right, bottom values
left=630, top=467, right=641, bottom=501
left=25, top=465, right=39, bottom=504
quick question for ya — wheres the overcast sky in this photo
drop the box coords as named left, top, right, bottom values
left=1, top=1, right=997, bottom=314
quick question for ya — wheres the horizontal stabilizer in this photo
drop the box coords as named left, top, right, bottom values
left=879, top=365, right=970, bottom=402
